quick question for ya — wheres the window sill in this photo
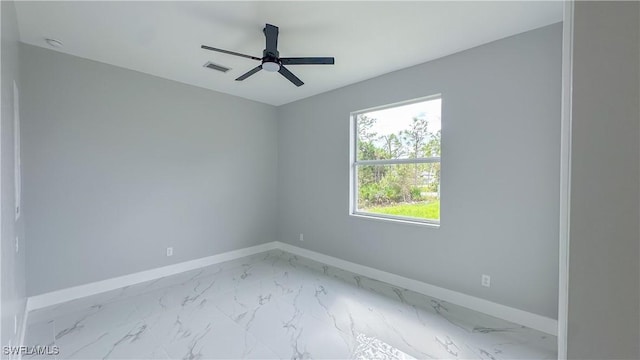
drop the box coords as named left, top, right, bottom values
left=350, top=212, right=440, bottom=229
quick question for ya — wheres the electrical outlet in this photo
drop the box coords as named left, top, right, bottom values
left=15, top=236, right=19, bottom=253
left=481, top=274, right=491, bottom=288
left=166, top=247, right=173, bottom=257
left=299, top=233, right=304, bottom=242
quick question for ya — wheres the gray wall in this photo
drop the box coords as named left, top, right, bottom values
left=277, top=24, right=562, bottom=319
left=567, top=2, right=640, bottom=359
left=1, top=0, right=26, bottom=349
left=21, top=44, right=278, bottom=296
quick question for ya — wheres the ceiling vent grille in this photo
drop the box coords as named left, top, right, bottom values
left=203, top=61, right=230, bottom=73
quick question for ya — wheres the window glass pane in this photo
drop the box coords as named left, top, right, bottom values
left=357, top=163, right=440, bottom=221
left=356, top=98, right=441, bottom=161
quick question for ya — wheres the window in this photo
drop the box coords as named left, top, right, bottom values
left=350, top=96, right=441, bottom=225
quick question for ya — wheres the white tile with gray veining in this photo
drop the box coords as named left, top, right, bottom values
left=24, top=250, right=556, bottom=359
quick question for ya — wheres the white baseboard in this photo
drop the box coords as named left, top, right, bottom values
left=24, top=240, right=557, bottom=336
left=25, top=242, right=279, bottom=312
left=275, top=241, right=558, bottom=336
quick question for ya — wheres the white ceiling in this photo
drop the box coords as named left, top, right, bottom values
left=15, top=1, right=562, bottom=106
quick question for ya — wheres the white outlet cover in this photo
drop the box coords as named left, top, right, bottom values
left=15, top=236, right=19, bottom=253
left=299, top=233, right=304, bottom=242
left=166, top=247, right=173, bottom=257
left=481, top=274, right=491, bottom=287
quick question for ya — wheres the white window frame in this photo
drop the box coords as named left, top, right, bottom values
left=349, top=95, right=441, bottom=227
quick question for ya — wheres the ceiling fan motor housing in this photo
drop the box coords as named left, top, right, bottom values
left=263, top=49, right=279, bottom=59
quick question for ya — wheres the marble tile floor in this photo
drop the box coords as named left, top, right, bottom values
left=23, top=250, right=556, bottom=359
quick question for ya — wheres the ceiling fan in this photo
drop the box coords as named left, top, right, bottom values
left=201, top=23, right=335, bottom=87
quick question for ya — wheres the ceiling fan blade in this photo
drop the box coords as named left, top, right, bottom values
left=280, top=57, right=335, bottom=65
left=264, top=24, right=279, bottom=56
left=201, top=45, right=261, bottom=61
left=278, top=66, right=304, bottom=87
left=236, top=65, right=263, bottom=81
